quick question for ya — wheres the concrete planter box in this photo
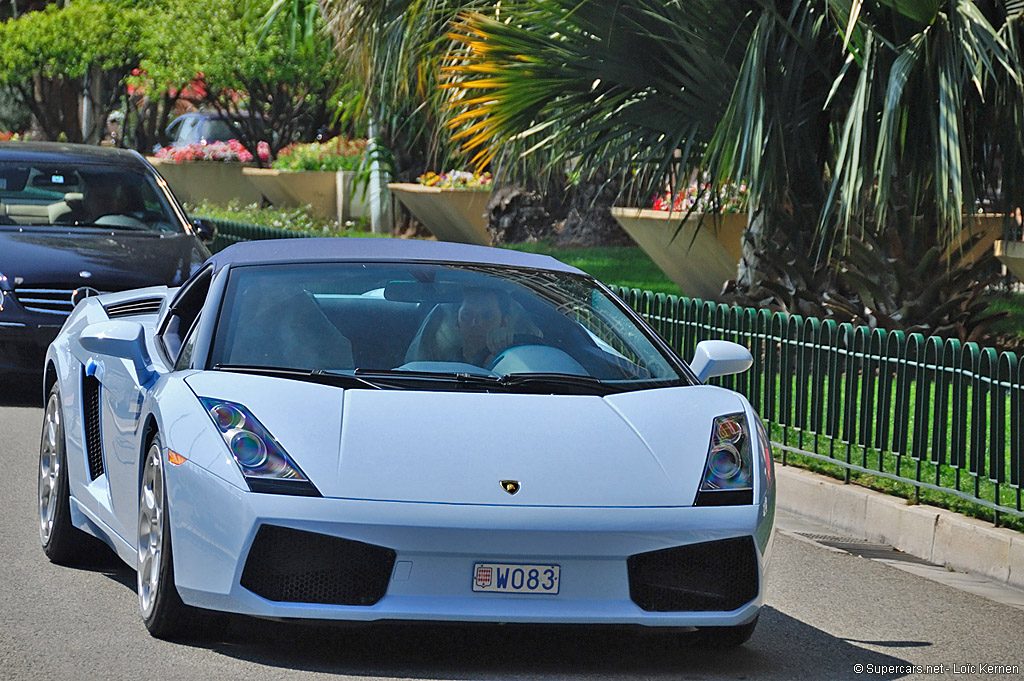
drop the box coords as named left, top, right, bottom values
left=388, top=183, right=491, bottom=245
left=950, top=213, right=1005, bottom=267
left=995, top=239, right=1024, bottom=281
left=148, top=158, right=261, bottom=207
left=610, top=208, right=746, bottom=301
left=242, top=168, right=367, bottom=223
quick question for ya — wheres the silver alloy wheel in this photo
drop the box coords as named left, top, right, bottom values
left=38, top=392, right=62, bottom=546
left=137, top=441, right=164, bottom=619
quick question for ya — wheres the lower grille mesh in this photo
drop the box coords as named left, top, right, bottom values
left=241, top=525, right=396, bottom=606
left=627, top=536, right=758, bottom=612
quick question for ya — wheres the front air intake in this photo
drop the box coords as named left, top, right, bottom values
left=627, top=536, right=758, bottom=612
left=240, top=525, right=396, bottom=606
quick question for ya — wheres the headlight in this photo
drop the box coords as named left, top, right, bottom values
left=695, top=413, right=754, bottom=506
left=0, top=272, right=9, bottom=312
left=199, top=397, right=320, bottom=496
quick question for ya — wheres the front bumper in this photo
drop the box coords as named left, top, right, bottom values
left=0, top=316, right=63, bottom=372
left=167, top=462, right=774, bottom=628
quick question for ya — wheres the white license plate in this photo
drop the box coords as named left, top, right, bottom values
left=472, top=563, right=560, bottom=594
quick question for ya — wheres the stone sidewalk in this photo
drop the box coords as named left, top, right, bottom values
left=776, top=465, right=1024, bottom=591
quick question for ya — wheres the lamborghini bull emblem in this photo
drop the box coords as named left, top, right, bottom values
left=501, top=480, right=520, bottom=495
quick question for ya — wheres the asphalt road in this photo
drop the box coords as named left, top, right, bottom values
left=2, top=374, right=1024, bottom=681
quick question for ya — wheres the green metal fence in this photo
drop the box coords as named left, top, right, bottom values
left=610, top=287, right=1024, bottom=525
left=204, top=217, right=316, bottom=253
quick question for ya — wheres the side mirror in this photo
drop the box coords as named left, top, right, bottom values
left=80, top=320, right=157, bottom=386
left=191, top=218, right=217, bottom=243
left=689, top=340, right=752, bottom=382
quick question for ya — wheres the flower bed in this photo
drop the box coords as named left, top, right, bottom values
left=239, top=139, right=370, bottom=222
left=272, top=138, right=367, bottom=172
left=652, top=179, right=748, bottom=213
left=154, top=139, right=270, bottom=164
left=389, top=173, right=493, bottom=245
left=610, top=208, right=746, bottom=302
left=417, top=170, right=492, bottom=189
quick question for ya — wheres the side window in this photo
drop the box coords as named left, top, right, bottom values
left=174, top=316, right=201, bottom=370
left=159, top=268, right=213, bottom=365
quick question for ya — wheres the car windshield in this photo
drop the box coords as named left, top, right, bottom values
left=0, top=162, right=182, bottom=233
left=208, top=262, right=690, bottom=392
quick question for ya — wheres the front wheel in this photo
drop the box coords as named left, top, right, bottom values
left=39, top=383, right=93, bottom=564
left=137, top=434, right=201, bottom=639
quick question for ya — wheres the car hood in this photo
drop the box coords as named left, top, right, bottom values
left=184, top=372, right=747, bottom=507
left=0, top=227, right=207, bottom=290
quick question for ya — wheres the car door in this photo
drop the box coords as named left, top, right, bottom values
left=98, top=269, right=212, bottom=540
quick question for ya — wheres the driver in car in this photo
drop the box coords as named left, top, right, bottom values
left=454, top=287, right=516, bottom=366
left=406, top=287, right=537, bottom=366
left=61, top=175, right=144, bottom=225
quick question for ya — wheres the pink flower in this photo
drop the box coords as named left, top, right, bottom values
left=154, top=139, right=271, bottom=164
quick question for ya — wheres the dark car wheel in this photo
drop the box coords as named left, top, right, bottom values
left=137, top=433, right=205, bottom=639
left=38, top=383, right=94, bottom=564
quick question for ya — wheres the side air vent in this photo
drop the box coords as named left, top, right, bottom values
left=82, top=373, right=104, bottom=480
left=104, top=297, right=163, bottom=319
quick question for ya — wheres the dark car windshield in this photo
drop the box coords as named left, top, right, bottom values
left=0, top=162, right=183, bottom=233
left=208, top=262, right=690, bottom=393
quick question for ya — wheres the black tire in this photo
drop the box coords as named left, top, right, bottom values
left=39, top=383, right=94, bottom=565
left=137, top=433, right=204, bottom=639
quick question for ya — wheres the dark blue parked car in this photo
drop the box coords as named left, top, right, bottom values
left=0, top=142, right=214, bottom=372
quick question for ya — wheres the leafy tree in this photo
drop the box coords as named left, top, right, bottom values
left=318, top=0, right=486, bottom=180
left=0, top=0, right=146, bottom=142
left=141, top=0, right=344, bottom=165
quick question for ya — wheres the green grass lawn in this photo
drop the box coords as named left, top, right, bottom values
left=985, top=293, right=1024, bottom=340
left=504, top=241, right=682, bottom=296
left=189, top=199, right=381, bottom=238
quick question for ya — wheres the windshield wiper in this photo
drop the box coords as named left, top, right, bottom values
left=213, top=364, right=382, bottom=389
left=355, top=368, right=615, bottom=395
left=496, top=372, right=615, bottom=395
left=353, top=368, right=502, bottom=389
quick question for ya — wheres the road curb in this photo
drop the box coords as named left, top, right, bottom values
left=776, top=465, right=1024, bottom=591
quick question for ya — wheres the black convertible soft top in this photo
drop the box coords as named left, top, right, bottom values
left=207, top=237, right=585, bottom=274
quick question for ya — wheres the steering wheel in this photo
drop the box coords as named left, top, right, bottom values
left=93, top=213, right=149, bottom=229
left=486, top=333, right=547, bottom=370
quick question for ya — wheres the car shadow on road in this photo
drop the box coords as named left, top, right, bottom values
left=0, top=372, right=43, bottom=408
left=61, top=541, right=137, bottom=590
left=196, top=606, right=915, bottom=680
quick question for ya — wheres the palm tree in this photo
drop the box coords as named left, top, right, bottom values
left=317, top=0, right=493, bottom=180
left=443, top=0, right=1024, bottom=338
